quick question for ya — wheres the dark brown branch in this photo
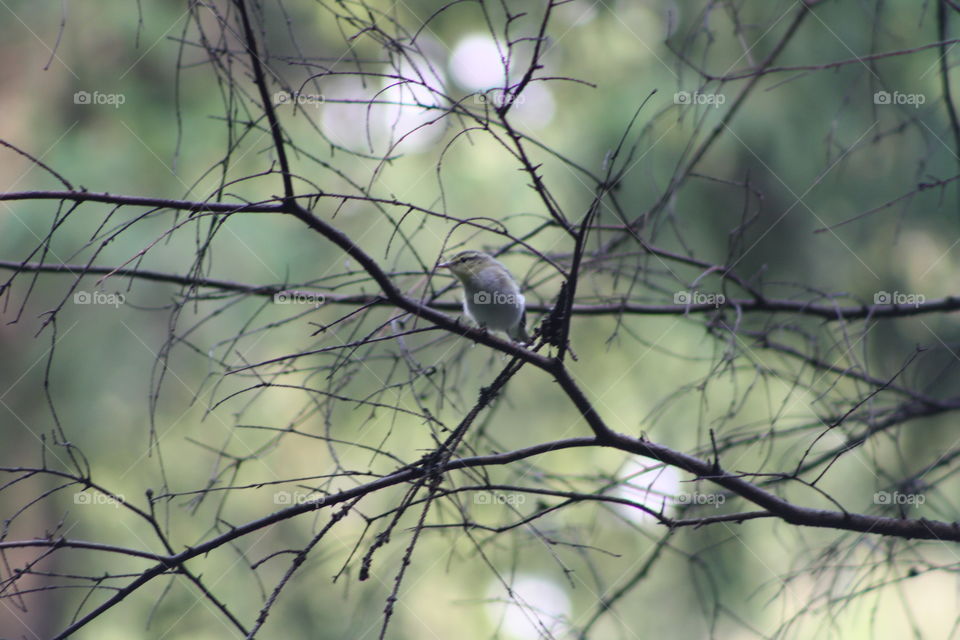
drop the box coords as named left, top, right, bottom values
left=43, top=427, right=960, bottom=637
left=4, top=260, right=960, bottom=321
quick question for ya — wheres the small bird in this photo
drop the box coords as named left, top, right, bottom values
left=438, top=250, right=531, bottom=343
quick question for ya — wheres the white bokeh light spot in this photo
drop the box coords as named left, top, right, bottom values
left=449, top=34, right=505, bottom=91
left=615, top=458, right=681, bottom=524
left=485, top=574, right=571, bottom=640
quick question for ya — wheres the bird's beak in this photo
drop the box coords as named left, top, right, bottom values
left=437, top=260, right=451, bottom=269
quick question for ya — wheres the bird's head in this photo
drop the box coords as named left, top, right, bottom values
left=437, top=250, right=498, bottom=279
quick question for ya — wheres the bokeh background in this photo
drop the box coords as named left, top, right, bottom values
left=2, top=1, right=960, bottom=638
